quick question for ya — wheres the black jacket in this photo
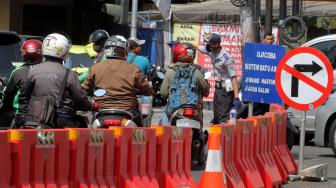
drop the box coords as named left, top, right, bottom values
left=24, top=61, right=91, bottom=118
left=0, top=63, right=31, bottom=114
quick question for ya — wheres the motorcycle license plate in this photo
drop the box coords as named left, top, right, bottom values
left=176, top=119, right=201, bottom=129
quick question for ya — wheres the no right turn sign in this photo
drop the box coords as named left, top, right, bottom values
left=275, top=47, right=334, bottom=111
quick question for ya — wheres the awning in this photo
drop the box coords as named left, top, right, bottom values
left=172, top=0, right=336, bottom=23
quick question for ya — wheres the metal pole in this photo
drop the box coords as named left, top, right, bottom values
left=130, top=0, right=138, bottom=38
left=279, top=0, right=287, bottom=20
left=298, top=110, right=306, bottom=173
left=248, top=103, right=254, bottom=117
left=265, top=0, right=273, bottom=34
left=292, top=0, right=300, bottom=37
left=254, top=0, right=260, bottom=43
left=279, top=0, right=287, bottom=34
left=241, top=0, right=255, bottom=117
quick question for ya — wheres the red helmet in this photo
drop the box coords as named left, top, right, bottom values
left=21, top=39, right=43, bottom=63
left=171, top=42, right=196, bottom=63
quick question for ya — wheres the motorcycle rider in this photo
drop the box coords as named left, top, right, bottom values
left=160, top=41, right=209, bottom=124
left=89, top=29, right=109, bottom=63
left=24, top=33, right=92, bottom=128
left=83, top=35, right=154, bottom=126
left=160, top=42, right=209, bottom=167
left=0, top=39, right=43, bottom=127
left=73, top=29, right=110, bottom=83
left=127, top=37, right=151, bottom=76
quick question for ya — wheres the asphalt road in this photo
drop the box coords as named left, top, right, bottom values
left=152, top=109, right=336, bottom=188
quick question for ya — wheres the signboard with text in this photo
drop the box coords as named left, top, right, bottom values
left=242, top=43, right=286, bottom=104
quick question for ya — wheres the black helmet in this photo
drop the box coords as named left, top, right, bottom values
left=89, top=29, right=109, bottom=53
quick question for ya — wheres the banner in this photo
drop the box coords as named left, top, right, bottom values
left=198, top=24, right=242, bottom=101
left=173, top=23, right=201, bottom=46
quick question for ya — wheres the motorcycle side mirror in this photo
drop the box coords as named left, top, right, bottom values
left=157, top=72, right=165, bottom=79
left=204, top=72, right=212, bottom=80
left=94, top=89, right=107, bottom=97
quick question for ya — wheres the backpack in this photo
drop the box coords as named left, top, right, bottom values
left=24, top=69, right=70, bottom=128
left=167, top=65, right=199, bottom=115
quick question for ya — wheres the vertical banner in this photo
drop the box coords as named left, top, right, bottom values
left=198, top=24, right=242, bottom=101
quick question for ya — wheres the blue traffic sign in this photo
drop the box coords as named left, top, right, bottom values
left=242, top=43, right=286, bottom=104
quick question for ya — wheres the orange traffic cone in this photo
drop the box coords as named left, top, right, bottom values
left=197, top=126, right=227, bottom=188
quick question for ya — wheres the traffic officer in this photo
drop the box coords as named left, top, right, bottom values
left=200, top=33, right=241, bottom=123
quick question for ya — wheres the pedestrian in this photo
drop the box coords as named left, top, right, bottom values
left=263, top=32, right=274, bottom=44
left=127, top=37, right=151, bottom=76
left=201, top=33, right=241, bottom=124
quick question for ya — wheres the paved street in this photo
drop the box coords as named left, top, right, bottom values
left=152, top=109, right=336, bottom=188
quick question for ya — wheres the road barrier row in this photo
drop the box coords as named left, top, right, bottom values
left=198, top=107, right=298, bottom=188
left=0, top=105, right=297, bottom=188
left=2, top=126, right=195, bottom=188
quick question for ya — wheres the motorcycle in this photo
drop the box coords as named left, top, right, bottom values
left=138, top=95, right=153, bottom=127
left=168, top=71, right=212, bottom=169
left=148, top=65, right=166, bottom=108
left=91, top=89, right=137, bottom=128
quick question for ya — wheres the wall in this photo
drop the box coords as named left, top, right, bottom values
left=0, top=0, right=10, bottom=30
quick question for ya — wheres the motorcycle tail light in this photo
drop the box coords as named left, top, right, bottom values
left=103, top=119, right=121, bottom=126
left=183, top=108, right=196, bottom=117
left=120, top=119, right=128, bottom=126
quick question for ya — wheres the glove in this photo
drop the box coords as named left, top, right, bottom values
left=90, top=100, right=100, bottom=111
left=233, top=98, right=242, bottom=111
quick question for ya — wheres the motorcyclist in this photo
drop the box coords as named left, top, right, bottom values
left=160, top=42, right=210, bottom=168
left=74, top=30, right=110, bottom=84
left=0, top=39, right=42, bottom=128
left=160, top=42, right=210, bottom=124
left=24, top=33, right=92, bottom=128
left=82, top=35, right=154, bottom=126
left=89, top=29, right=109, bottom=63
left=127, top=37, right=151, bottom=76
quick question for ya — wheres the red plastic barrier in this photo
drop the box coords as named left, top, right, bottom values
left=151, top=126, right=195, bottom=188
left=267, top=112, right=298, bottom=176
left=68, top=128, right=115, bottom=188
left=0, top=131, right=11, bottom=188
left=235, top=119, right=264, bottom=188
left=10, top=129, right=69, bottom=188
left=211, top=125, right=244, bottom=188
left=110, top=127, right=159, bottom=188
left=249, top=116, right=282, bottom=188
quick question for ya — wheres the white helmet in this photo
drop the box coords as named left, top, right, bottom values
left=104, top=35, right=127, bottom=59
left=42, top=33, right=70, bottom=60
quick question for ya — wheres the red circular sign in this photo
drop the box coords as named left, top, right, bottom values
left=275, top=47, right=334, bottom=111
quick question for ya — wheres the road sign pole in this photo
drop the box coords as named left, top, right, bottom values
left=298, top=110, right=306, bottom=172
left=248, top=102, right=254, bottom=117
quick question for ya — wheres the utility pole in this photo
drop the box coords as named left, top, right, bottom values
left=292, top=0, right=300, bottom=37
left=240, top=0, right=256, bottom=44
left=240, top=0, right=255, bottom=117
left=254, top=0, right=260, bottom=43
left=265, top=0, right=273, bottom=34
left=130, top=0, right=138, bottom=38
left=279, top=0, right=287, bottom=23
